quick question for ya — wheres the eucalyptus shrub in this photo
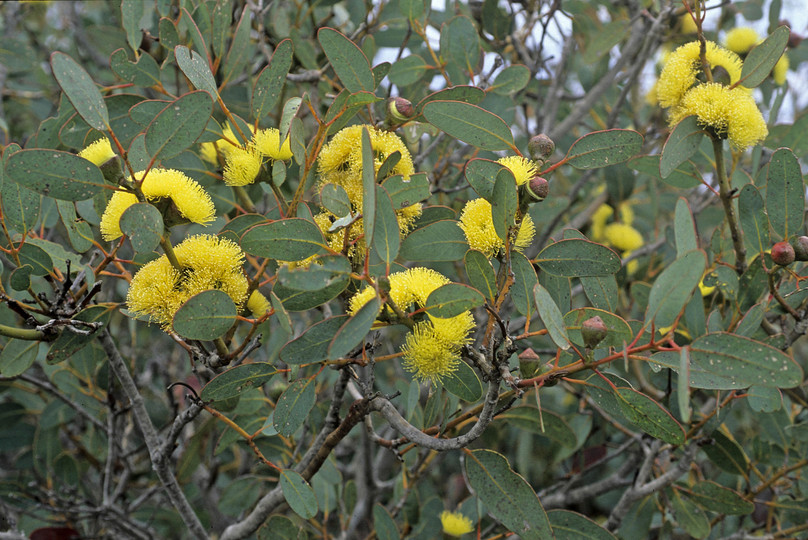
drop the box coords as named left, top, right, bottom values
left=1, top=1, right=807, bottom=539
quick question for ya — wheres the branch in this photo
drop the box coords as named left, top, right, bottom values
left=99, top=330, right=208, bottom=539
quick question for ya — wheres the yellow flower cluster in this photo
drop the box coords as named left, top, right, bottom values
left=591, top=202, right=643, bottom=273
left=127, top=235, right=248, bottom=329
left=458, top=199, right=535, bottom=258
left=440, top=511, right=474, bottom=537
left=349, top=268, right=474, bottom=383
left=657, top=40, right=768, bottom=149
left=314, top=125, right=423, bottom=259
left=99, top=169, right=215, bottom=241
left=79, top=137, right=116, bottom=166
left=724, top=26, right=789, bottom=85
left=200, top=124, right=293, bottom=186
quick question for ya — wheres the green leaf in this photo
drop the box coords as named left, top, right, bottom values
left=615, top=388, right=685, bottom=445
left=200, top=363, right=279, bottom=402
left=422, top=101, right=514, bottom=151
left=0, top=340, right=39, bottom=377
left=534, top=283, right=570, bottom=350
left=9, top=266, right=32, bottom=291
left=258, top=516, right=308, bottom=540
left=441, top=360, right=483, bottom=401
left=535, top=239, right=622, bottom=277
left=280, top=469, right=319, bottom=519
left=671, top=489, right=710, bottom=539
left=739, top=184, right=769, bottom=259
left=464, top=250, right=497, bottom=300
left=5, top=149, right=106, bottom=201
left=373, top=504, right=400, bottom=540
left=281, top=316, right=348, bottom=365
left=318, top=28, right=374, bottom=93
left=172, top=290, right=236, bottom=340
left=46, top=304, right=113, bottom=364
left=702, top=430, right=749, bottom=476
left=580, top=275, right=618, bottom=312
left=511, top=252, right=537, bottom=318
left=678, top=347, right=692, bottom=424
left=414, top=86, right=485, bottom=115
left=439, top=15, right=481, bottom=85
left=174, top=45, right=219, bottom=98
left=220, top=7, right=253, bottom=85
left=628, top=155, right=701, bottom=189
left=121, top=0, right=147, bottom=52
left=688, top=481, right=754, bottom=515
left=18, top=243, right=53, bottom=276
left=56, top=200, right=93, bottom=253
left=274, top=378, right=316, bottom=437
left=740, top=25, right=789, bottom=88
left=209, top=0, right=231, bottom=58
left=328, top=297, right=381, bottom=360
left=425, top=283, right=484, bottom=318
left=110, top=48, right=161, bottom=87
left=564, top=129, right=643, bottom=170
left=372, top=185, right=400, bottom=265
left=320, top=183, right=352, bottom=216
left=119, top=203, right=163, bottom=253
left=463, top=158, right=507, bottom=201
left=145, top=91, right=213, bottom=161
left=644, top=250, right=706, bottom=329
left=50, top=52, right=109, bottom=131
left=382, top=173, right=431, bottom=210
left=766, top=147, right=803, bottom=239
left=361, top=128, right=376, bottom=246
left=252, top=39, right=294, bottom=120
left=491, top=64, right=531, bottom=95
left=273, top=276, right=348, bottom=311
left=660, top=116, right=705, bottom=179
left=388, top=55, right=428, bottom=87
left=495, top=406, right=577, bottom=447
left=276, top=255, right=352, bottom=292
left=747, top=384, right=782, bottom=412
left=674, top=198, right=698, bottom=257
left=490, top=169, right=517, bottom=241
left=1, top=172, right=40, bottom=234
left=464, top=450, right=553, bottom=540
left=400, top=220, right=469, bottom=262
left=549, top=510, right=617, bottom=540
left=241, top=219, right=325, bottom=261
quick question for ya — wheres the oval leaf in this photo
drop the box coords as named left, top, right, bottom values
left=425, top=283, right=484, bottom=319
left=464, top=250, right=497, bottom=300
left=0, top=339, right=39, bottom=377
left=535, top=239, right=622, bottom=277
left=615, top=387, right=685, bottom=445
left=495, top=406, right=577, bottom=447
left=511, top=251, right=537, bottom=318
left=252, top=39, right=294, bottom=120
left=565, top=129, right=643, bottom=170
left=145, top=91, right=213, bottom=160
left=318, top=28, right=374, bottom=93
left=464, top=158, right=506, bottom=202
left=739, top=184, right=769, bottom=259
left=689, top=481, right=754, bottom=515
left=372, top=185, right=400, bottom=265
left=174, top=45, right=219, bottom=98
left=280, top=316, right=348, bottom=365
left=422, top=101, right=515, bottom=151
left=465, top=449, right=553, bottom=540
left=241, top=219, right=325, bottom=262
left=441, top=360, right=483, bottom=402
left=119, top=203, right=163, bottom=253
left=740, top=26, right=789, bottom=88
left=51, top=52, right=109, bottom=130
left=172, top=289, right=236, bottom=340
left=766, top=147, right=803, bottom=240
left=328, top=297, right=381, bottom=360
left=549, top=510, right=617, bottom=540
left=400, top=220, right=469, bottom=262
left=274, top=378, right=316, bottom=437
left=6, top=149, right=106, bottom=201
left=660, top=116, right=705, bottom=179
left=280, top=469, right=319, bottom=519
left=201, top=363, right=279, bottom=402
left=534, top=283, right=570, bottom=350
left=644, top=250, right=705, bottom=329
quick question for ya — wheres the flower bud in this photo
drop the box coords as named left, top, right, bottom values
left=518, top=348, right=542, bottom=378
left=581, top=316, right=608, bottom=349
left=772, top=241, right=795, bottom=266
left=387, top=97, right=414, bottom=123
left=528, top=134, right=555, bottom=163
left=525, top=176, right=549, bottom=202
left=789, top=236, right=808, bottom=261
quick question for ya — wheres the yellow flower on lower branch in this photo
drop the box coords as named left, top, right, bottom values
left=458, top=198, right=535, bottom=258
left=223, top=146, right=263, bottom=186
left=127, top=235, right=248, bottom=330
left=79, top=137, right=115, bottom=166
left=724, top=27, right=760, bottom=55
left=99, top=169, right=215, bottom=240
left=402, top=312, right=474, bottom=383
left=440, top=511, right=474, bottom=537
left=254, top=128, right=293, bottom=161
left=604, top=223, right=644, bottom=252
left=246, top=290, right=272, bottom=317
left=497, top=155, right=537, bottom=186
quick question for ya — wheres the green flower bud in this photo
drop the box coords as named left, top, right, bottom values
left=772, top=241, right=795, bottom=266
left=387, top=97, right=414, bottom=123
left=581, top=316, right=608, bottom=349
left=528, top=134, right=555, bottom=163
left=789, top=236, right=808, bottom=261
left=525, top=176, right=549, bottom=202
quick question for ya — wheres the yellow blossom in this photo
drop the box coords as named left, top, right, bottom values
left=679, top=14, right=698, bottom=35
left=590, top=204, right=613, bottom=242
left=440, top=511, right=474, bottom=537
left=724, top=27, right=760, bottom=54
left=699, top=272, right=717, bottom=296
left=127, top=235, right=248, bottom=329
left=604, top=223, right=644, bottom=252
left=497, top=155, right=536, bottom=186
left=773, top=53, right=789, bottom=85
left=100, top=169, right=215, bottom=240
left=247, top=290, right=272, bottom=317
left=657, top=41, right=743, bottom=108
left=458, top=198, right=535, bottom=258
left=223, top=146, right=263, bottom=186
left=669, top=83, right=768, bottom=149
left=254, top=128, right=293, bottom=161
left=199, top=142, right=219, bottom=165
left=79, top=138, right=116, bottom=166
left=318, top=125, right=415, bottom=207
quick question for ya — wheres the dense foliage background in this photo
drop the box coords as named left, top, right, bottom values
left=1, top=0, right=808, bottom=539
